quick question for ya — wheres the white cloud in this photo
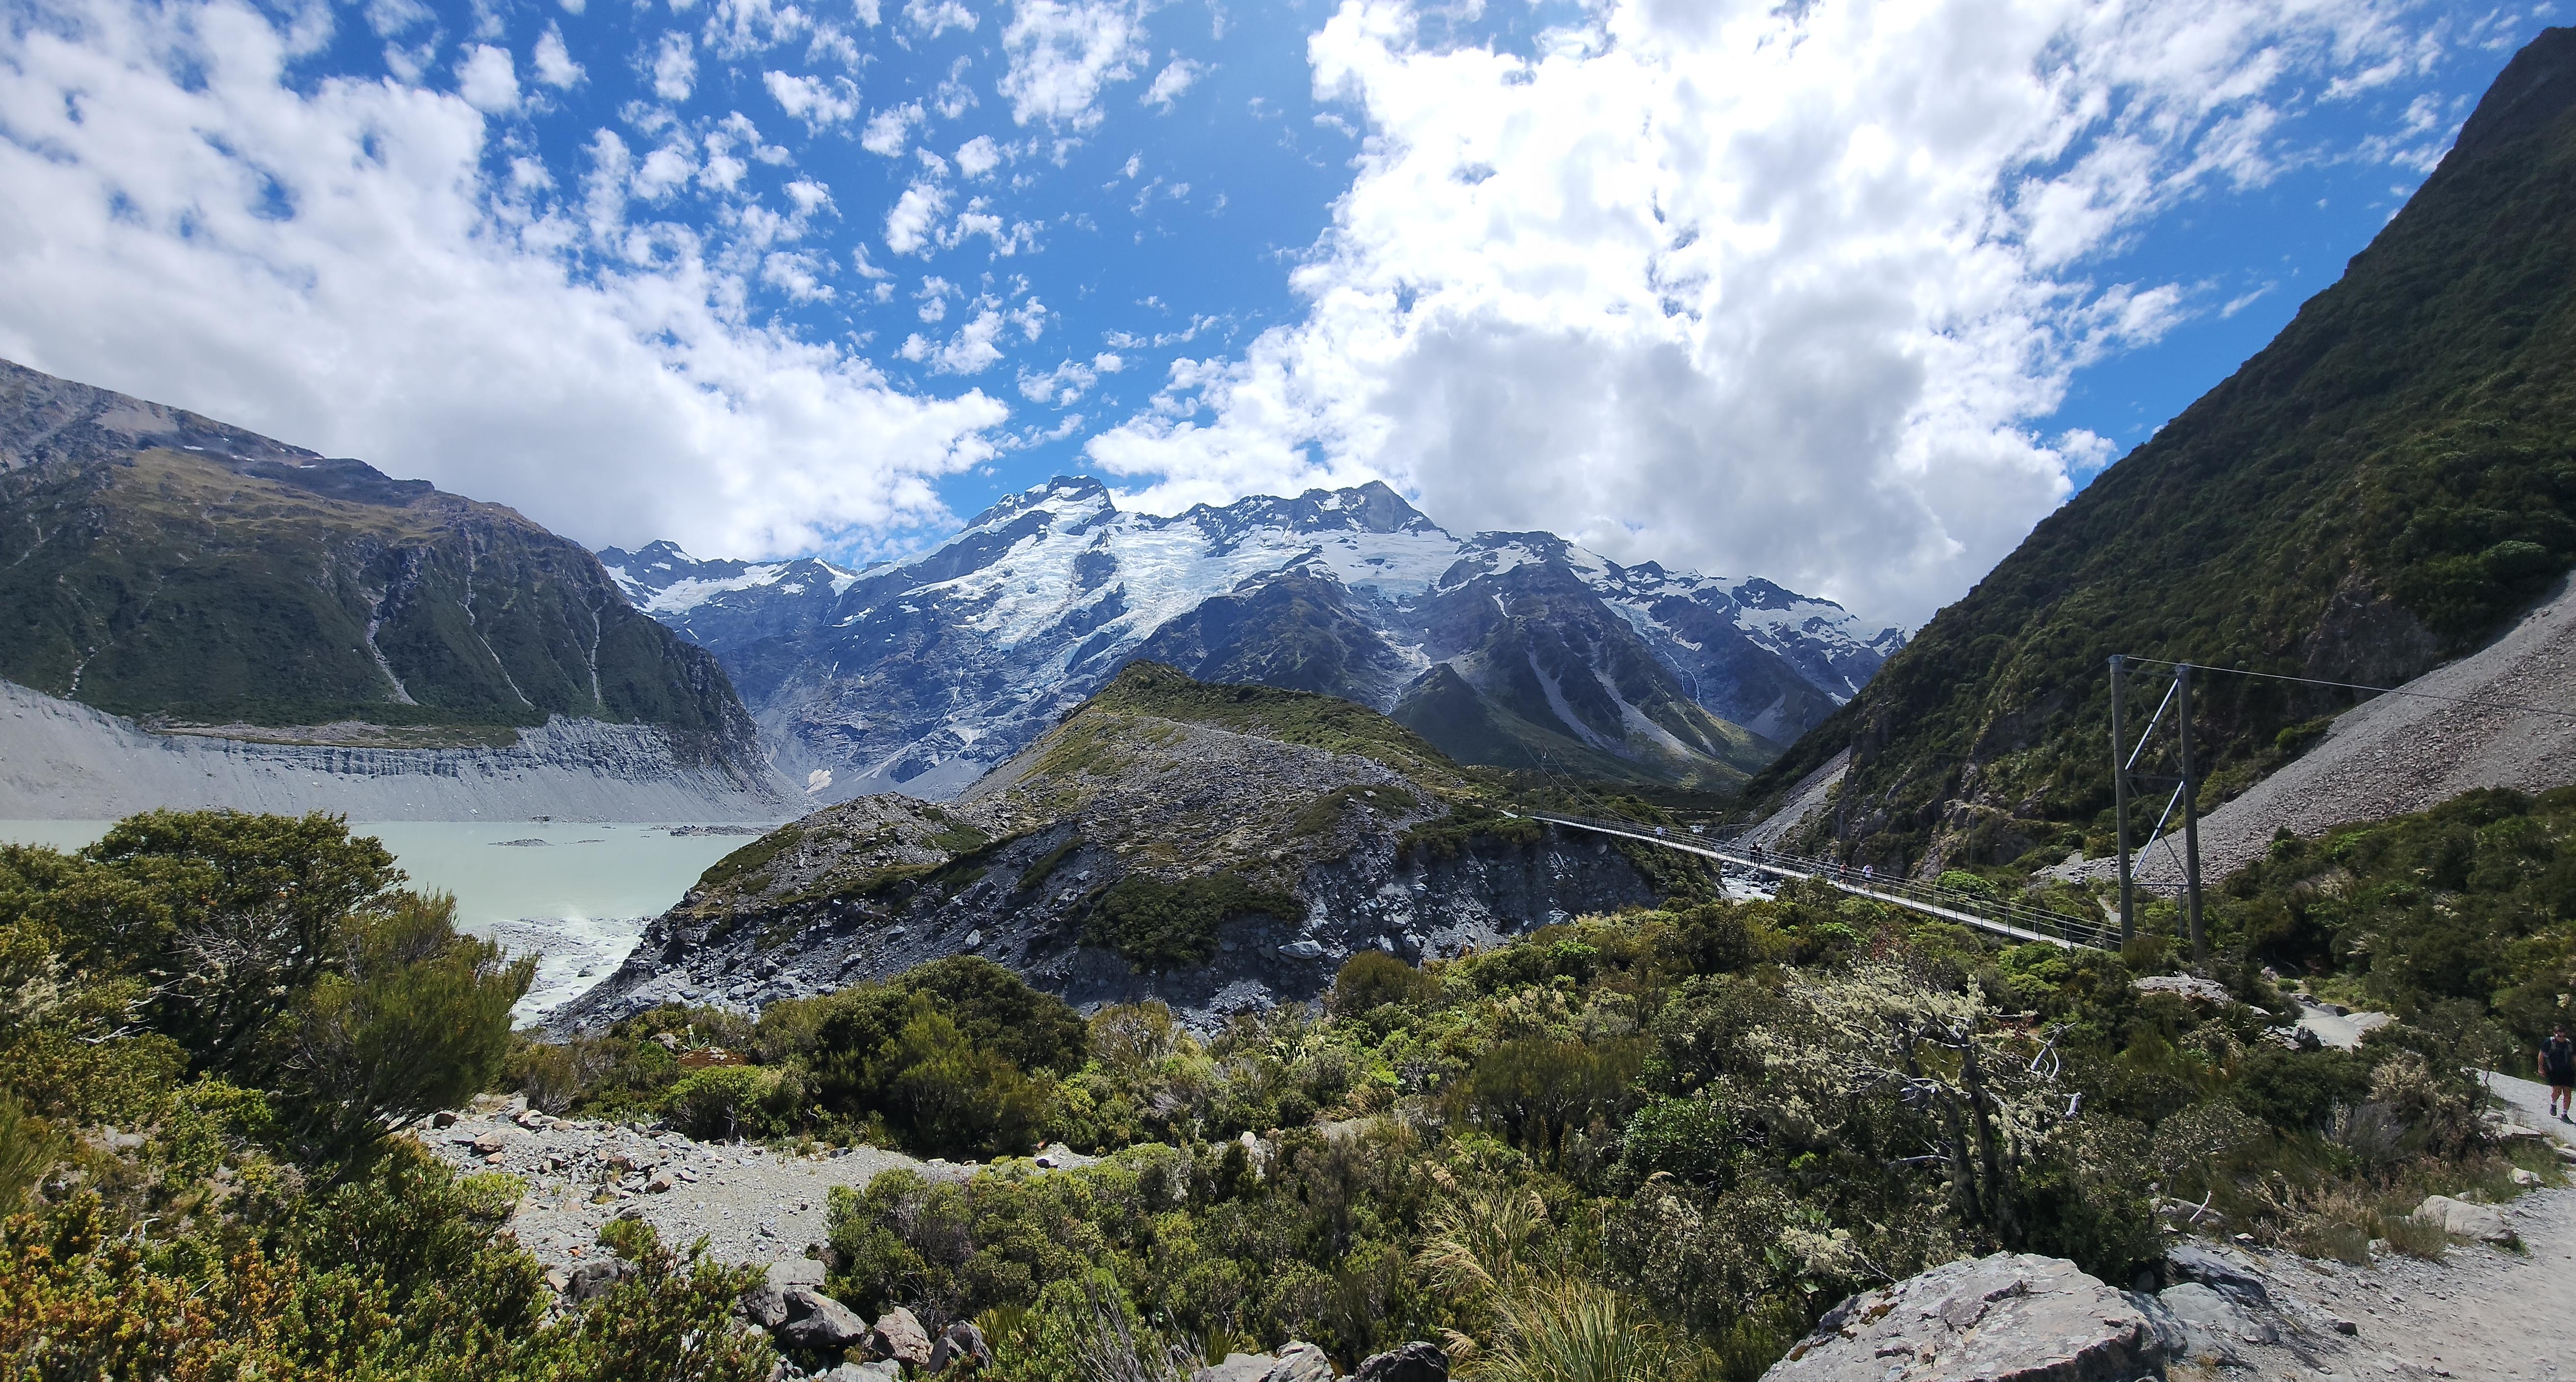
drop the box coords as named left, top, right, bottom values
left=633, top=139, right=695, bottom=200
left=650, top=30, right=695, bottom=102
left=1141, top=57, right=1199, bottom=109
left=860, top=100, right=924, bottom=156
left=0, top=0, right=1005, bottom=561
left=1093, top=350, right=1123, bottom=372
left=533, top=26, right=584, bottom=88
left=901, top=307, right=1008, bottom=372
left=884, top=180, right=947, bottom=254
left=456, top=44, right=520, bottom=113
left=999, top=0, right=1149, bottom=130
left=1085, top=0, right=2445, bottom=627
left=904, top=0, right=974, bottom=37
left=955, top=134, right=1003, bottom=178
left=764, top=70, right=859, bottom=129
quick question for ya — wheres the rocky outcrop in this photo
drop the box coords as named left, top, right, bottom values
left=557, top=667, right=1678, bottom=1030
left=1764, top=1253, right=2168, bottom=1382
left=0, top=677, right=793, bottom=821
left=1192, top=1341, right=1336, bottom=1382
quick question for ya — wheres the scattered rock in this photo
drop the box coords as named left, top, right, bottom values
left=774, top=1285, right=869, bottom=1352
left=2333, top=1317, right=2360, bottom=1336
left=2163, top=1242, right=2271, bottom=1307
left=866, top=1305, right=932, bottom=1366
left=2135, top=975, right=2237, bottom=1006
left=1764, top=1252, right=2169, bottom=1382
left=645, top=1174, right=674, bottom=1194
left=1267, top=1342, right=1335, bottom=1382
left=2415, top=1195, right=2512, bottom=1243
left=2514, top=1168, right=2544, bottom=1186
left=926, top=1321, right=992, bottom=1374
left=738, top=1280, right=790, bottom=1329
left=471, top=1132, right=506, bottom=1155
left=566, top=1258, right=631, bottom=1302
left=432, top=1110, right=460, bottom=1128
left=1352, top=1340, right=1449, bottom=1382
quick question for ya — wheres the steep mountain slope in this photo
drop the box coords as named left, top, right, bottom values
left=604, top=479, right=1899, bottom=799
left=555, top=664, right=1689, bottom=1027
left=0, top=359, right=776, bottom=790
left=1745, top=27, right=2576, bottom=873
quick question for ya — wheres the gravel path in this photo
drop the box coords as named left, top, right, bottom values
left=417, top=1099, right=1094, bottom=1275
left=2250, top=1184, right=2576, bottom=1381
left=2062, top=575, right=2576, bottom=888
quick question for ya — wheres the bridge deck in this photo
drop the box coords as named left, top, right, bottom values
left=1521, top=812, right=2117, bottom=952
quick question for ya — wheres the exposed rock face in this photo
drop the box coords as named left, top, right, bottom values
left=0, top=677, right=791, bottom=821
left=604, top=477, right=1902, bottom=799
left=1763, top=1253, right=2170, bottom=1382
left=557, top=667, right=1672, bottom=1029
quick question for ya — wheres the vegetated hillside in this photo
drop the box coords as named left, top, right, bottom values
left=602, top=478, right=1895, bottom=799
left=557, top=663, right=1703, bottom=1028
left=0, top=360, right=759, bottom=766
left=1747, top=27, right=2576, bottom=874
left=504, top=789, right=2557, bottom=1380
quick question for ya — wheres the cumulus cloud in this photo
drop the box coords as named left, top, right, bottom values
left=999, top=0, right=1149, bottom=129
left=532, top=25, right=583, bottom=88
left=860, top=100, right=924, bottom=155
left=765, top=70, right=859, bottom=129
left=650, top=30, right=695, bottom=102
left=1141, top=57, right=1199, bottom=110
left=456, top=43, right=519, bottom=113
left=901, top=306, right=1007, bottom=373
left=884, top=180, right=947, bottom=254
left=0, top=0, right=1005, bottom=559
left=1085, top=0, right=2447, bottom=626
left=955, top=134, right=1003, bottom=177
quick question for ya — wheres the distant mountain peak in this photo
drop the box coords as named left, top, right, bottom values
left=609, top=474, right=1905, bottom=799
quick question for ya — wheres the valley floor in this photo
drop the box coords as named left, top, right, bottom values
left=418, top=1098, right=1094, bottom=1281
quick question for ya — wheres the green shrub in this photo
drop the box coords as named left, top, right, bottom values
left=664, top=1065, right=802, bottom=1141
left=1333, top=952, right=1441, bottom=1013
left=1083, top=873, right=1301, bottom=970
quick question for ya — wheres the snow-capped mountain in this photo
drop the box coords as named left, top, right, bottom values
left=600, top=478, right=1904, bottom=801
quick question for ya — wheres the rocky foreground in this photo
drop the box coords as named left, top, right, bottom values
left=423, top=1082, right=2576, bottom=1382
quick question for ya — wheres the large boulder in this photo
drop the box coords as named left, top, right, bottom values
left=736, top=1279, right=790, bottom=1329
left=928, top=1320, right=993, bottom=1373
left=1763, top=1252, right=2172, bottom=1382
left=1352, top=1341, right=1447, bottom=1381
left=2414, top=1194, right=2512, bottom=1243
left=775, top=1285, right=870, bottom=1352
left=867, top=1305, right=934, bottom=1366
left=1190, top=1341, right=1337, bottom=1382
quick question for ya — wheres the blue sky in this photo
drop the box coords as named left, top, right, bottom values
left=0, top=0, right=2552, bottom=624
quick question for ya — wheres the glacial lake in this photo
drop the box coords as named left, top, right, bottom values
left=0, top=819, right=772, bottom=1021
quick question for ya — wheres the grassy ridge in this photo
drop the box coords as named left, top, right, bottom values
left=0, top=439, right=755, bottom=761
left=1747, top=31, right=2576, bottom=870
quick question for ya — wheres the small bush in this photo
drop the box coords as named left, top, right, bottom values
left=664, top=1065, right=801, bottom=1141
left=1083, top=873, right=1300, bottom=970
left=1332, top=952, right=1440, bottom=1013
left=2384, top=1214, right=2449, bottom=1261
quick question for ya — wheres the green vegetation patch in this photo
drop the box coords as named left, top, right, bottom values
left=1086, top=661, right=1461, bottom=785
left=1081, top=871, right=1301, bottom=970
left=698, top=824, right=803, bottom=892
left=1396, top=802, right=1543, bottom=863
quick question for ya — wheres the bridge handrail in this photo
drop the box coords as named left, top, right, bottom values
left=1522, top=810, right=2121, bottom=951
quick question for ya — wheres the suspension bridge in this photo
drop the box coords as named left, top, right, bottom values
left=1514, top=810, right=2123, bottom=952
